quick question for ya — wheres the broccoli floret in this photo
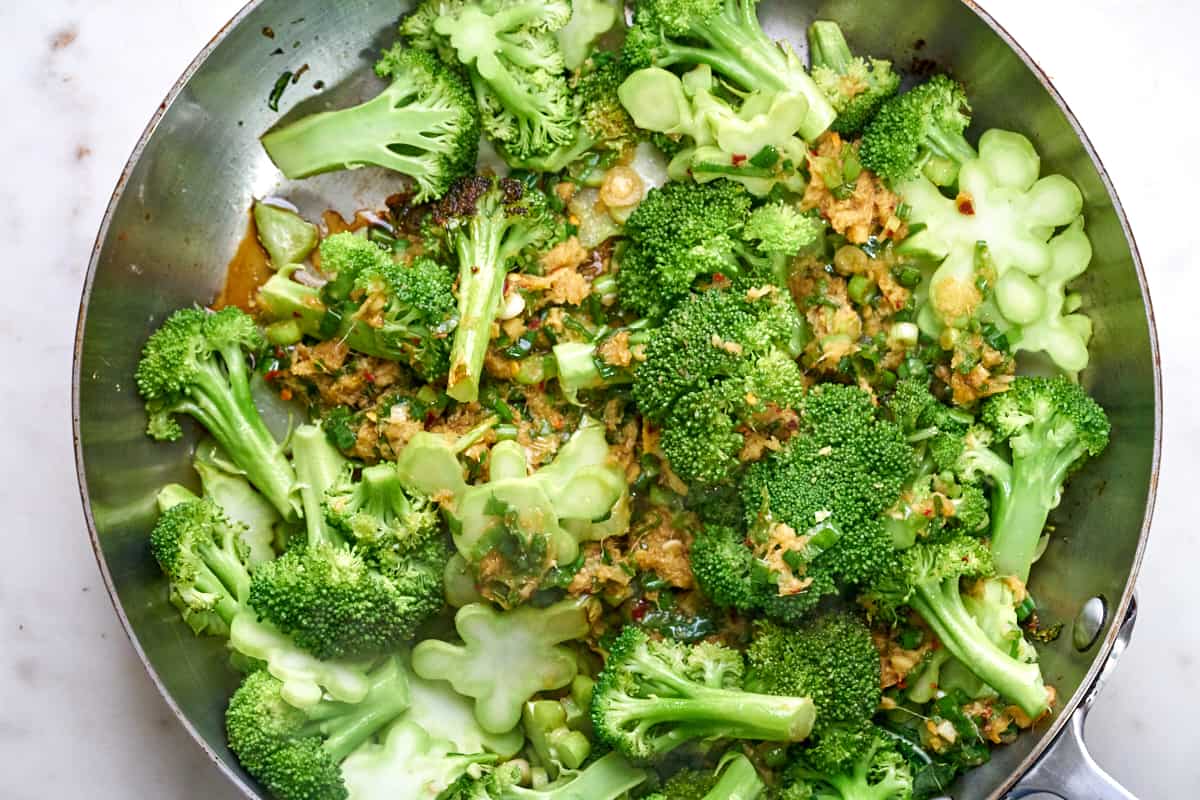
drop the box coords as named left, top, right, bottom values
left=257, top=234, right=459, bottom=381
left=340, top=719, right=495, bottom=800
left=225, top=655, right=410, bottom=800
left=425, top=176, right=558, bottom=402
left=718, top=384, right=912, bottom=618
left=184, top=439, right=281, bottom=567
left=261, top=46, right=479, bottom=202
left=402, top=0, right=576, bottom=159
left=745, top=613, right=881, bottom=731
left=865, top=535, right=1050, bottom=718
left=741, top=202, right=826, bottom=277
left=443, top=751, right=649, bottom=800
left=860, top=74, right=975, bottom=185
left=631, top=288, right=807, bottom=486
left=621, top=0, right=835, bottom=141
left=782, top=724, right=914, bottom=800
left=249, top=430, right=447, bottom=659
left=898, top=131, right=1092, bottom=373
left=411, top=598, right=592, bottom=734
left=807, top=21, right=900, bottom=135
left=980, top=376, right=1110, bottom=581
left=514, top=51, right=643, bottom=173
left=150, top=498, right=254, bottom=637
left=590, top=626, right=816, bottom=761
left=136, top=307, right=299, bottom=519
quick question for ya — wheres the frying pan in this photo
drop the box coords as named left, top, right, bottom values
left=72, top=1, right=1161, bottom=797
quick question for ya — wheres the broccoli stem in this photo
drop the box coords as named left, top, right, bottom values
left=182, top=347, right=298, bottom=520
left=709, top=753, right=766, bottom=799
left=291, top=424, right=348, bottom=548
left=990, top=449, right=1082, bottom=582
left=309, top=657, right=412, bottom=761
left=911, top=579, right=1048, bottom=717
left=807, top=20, right=853, bottom=73
left=536, top=751, right=648, bottom=798
left=262, top=83, right=460, bottom=180
left=447, top=215, right=509, bottom=403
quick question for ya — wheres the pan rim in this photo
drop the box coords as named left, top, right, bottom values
left=70, top=1, right=1163, bottom=798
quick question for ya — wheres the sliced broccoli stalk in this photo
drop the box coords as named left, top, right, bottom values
left=261, top=47, right=479, bottom=202
left=619, top=66, right=811, bottom=197
left=341, top=720, right=496, bottom=800
left=406, top=658, right=526, bottom=757
left=402, top=0, right=576, bottom=159
left=523, top=699, right=592, bottom=777
left=395, top=415, right=501, bottom=500
left=621, top=0, right=835, bottom=140
left=135, top=307, right=299, bottom=519
left=898, top=130, right=1090, bottom=371
left=225, top=655, right=410, bottom=800
left=706, top=753, right=768, bottom=799
left=156, top=483, right=199, bottom=512
left=411, top=597, right=591, bottom=734
left=591, top=626, right=816, bottom=760
left=253, top=200, right=319, bottom=269
left=556, top=0, right=621, bottom=71
left=807, top=21, right=900, bottom=135
left=867, top=537, right=1049, bottom=718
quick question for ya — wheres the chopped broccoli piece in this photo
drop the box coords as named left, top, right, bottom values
left=807, top=21, right=900, bottom=135
left=782, top=723, right=914, bottom=800
left=647, top=753, right=767, bottom=800
left=860, top=74, right=975, bottom=185
left=254, top=200, right=319, bottom=269
left=865, top=536, right=1050, bottom=718
left=557, top=0, right=622, bottom=72
left=622, top=0, right=836, bottom=140
left=425, top=176, right=558, bottom=402
left=899, top=131, right=1091, bottom=372
left=341, top=719, right=495, bottom=800
left=225, top=655, right=410, bottom=800
left=591, top=626, right=816, bottom=760
left=402, top=0, right=576, bottom=159
left=136, top=307, right=299, bottom=519
left=261, top=46, right=480, bottom=202
left=411, top=598, right=591, bottom=734
left=746, top=613, right=881, bottom=731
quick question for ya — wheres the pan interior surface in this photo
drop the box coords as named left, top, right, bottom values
left=74, top=1, right=1158, bottom=798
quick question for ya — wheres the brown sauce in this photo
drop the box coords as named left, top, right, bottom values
left=214, top=212, right=272, bottom=313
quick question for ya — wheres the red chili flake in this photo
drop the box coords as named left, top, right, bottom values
left=425, top=411, right=437, bottom=425
left=631, top=601, right=650, bottom=622
left=279, top=388, right=293, bottom=401
left=897, top=679, right=907, bottom=689
left=924, top=508, right=934, bottom=518
left=274, top=346, right=285, bottom=359
left=713, top=272, right=726, bottom=282
left=264, top=369, right=283, bottom=382
left=930, top=639, right=942, bottom=650
left=363, top=371, right=375, bottom=383
left=528, top=317, right=542, bottom=330
left=955, top=192, right=976, bottom=215
left=731, top=153, right=747, bottom=166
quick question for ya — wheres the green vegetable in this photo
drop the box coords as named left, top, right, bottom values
left=441, top=750, right=649, bottom=800
left=341, top=720, right=495, bottom=800
left=860, top=73, right=975, bottom=185
left=622, top=0, right=836, bottom=141
left=402, top=0, right=576, bottom=159
left=807, top=20, right=900, bottom=135
left=590, top=626, right=816, bottom=760
left=225, top=656, right=411, bottom=800
left=254, top=201, right=319, bottom=268
left=900, top=130, right=1091, bottom=372
left=135, top=307, right=299, bottom=519
left=781, top=723, right=914, bottom=800
left=556, top=0, right=622, bottom=71
left=411, top=598, right=591, bottom=733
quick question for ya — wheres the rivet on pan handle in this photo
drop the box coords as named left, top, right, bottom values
left=1007, top=596, right=1139, bottom=800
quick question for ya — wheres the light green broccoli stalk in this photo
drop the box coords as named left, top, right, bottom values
left=899, top=130, right=1091, bottom=372
left=341, top=720, right=496, bottom=800
left=411, top=597, right=592, bottom=734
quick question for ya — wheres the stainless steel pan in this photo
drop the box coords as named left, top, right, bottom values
left=72, top=1, right=1161, bottom=797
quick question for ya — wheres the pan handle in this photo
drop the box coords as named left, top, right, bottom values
left=1007, top=596, right=1138, bottom=800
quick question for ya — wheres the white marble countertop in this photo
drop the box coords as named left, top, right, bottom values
left=0, top=1, right=1194, bottom=797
